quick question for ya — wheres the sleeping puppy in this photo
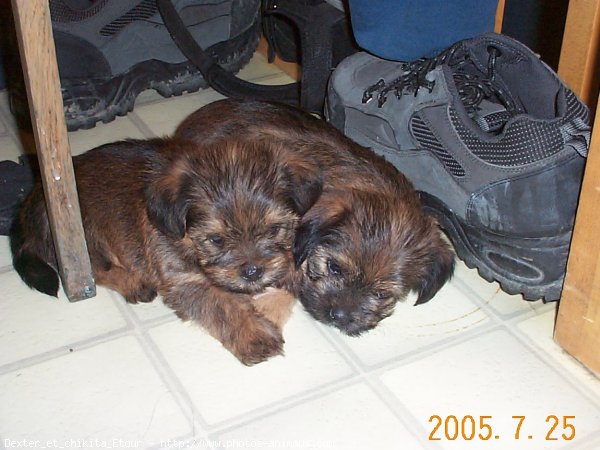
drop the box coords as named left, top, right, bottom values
left=176, top=99, right=455, bottom=336
left=11, top=137, right=320, bottom=364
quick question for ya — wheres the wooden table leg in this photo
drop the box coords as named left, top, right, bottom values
left=11, top=0, right=96, bottom=301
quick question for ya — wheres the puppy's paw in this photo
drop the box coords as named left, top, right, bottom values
left=124, top=283, right=158, bottom=303
left=252, top=287, right=296, bottom=329
left=233, top=315, right=285, bottom=366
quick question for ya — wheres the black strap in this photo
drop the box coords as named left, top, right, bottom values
left=271, top=0, right=340, bottom=112
left=157, top=0, right=344, bottom=114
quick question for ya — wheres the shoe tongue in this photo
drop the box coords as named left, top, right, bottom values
left=444, top=42, right=519, bottom=133
left=470, top=101, right=511, bottom=133
left=444, top=62, right=511, bottom=133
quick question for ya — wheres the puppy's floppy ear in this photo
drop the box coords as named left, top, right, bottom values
left=282, top=162, right=323, bottom=216
left=144, top=156, right=193, bottom=239
left=413, top=239, right=455, bottom=305
left=293, top=195, right=350, bottom=267
left=293, top=217, right=323, bottom=268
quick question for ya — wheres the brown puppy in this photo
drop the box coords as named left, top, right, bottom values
left=176, top=99, right=455, bottom=336
left=11, top=137, right=319, bottom=364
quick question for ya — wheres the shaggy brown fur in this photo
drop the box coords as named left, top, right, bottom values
left=176, top=99, right=455, bottom=336
left=11, top=137, right=321, bottom=365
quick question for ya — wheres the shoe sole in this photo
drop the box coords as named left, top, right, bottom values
left=60, top=21, right=261, bottom=131
left=419, top=192, right=568, bottom=301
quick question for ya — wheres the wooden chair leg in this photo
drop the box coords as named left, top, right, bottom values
left=555, top=93, right=600, bottom=374
left=495, top=0, right=506, bottom=33
left=11, top=0, right=96, bottom=301
left=557, top=0, right=600, bottom=113
left=554, top=0, right=600, bottom=374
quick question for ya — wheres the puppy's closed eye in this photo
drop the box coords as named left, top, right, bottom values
left=375, top=290, right=392, bottom=300
left=207, top=234, right=225, bottom=247
left=326, top=258, right=344, bottom=277
left=267, top=224, right=281, bottom=238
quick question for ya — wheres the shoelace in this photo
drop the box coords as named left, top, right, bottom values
left=362, top=42, right=519, bottom=115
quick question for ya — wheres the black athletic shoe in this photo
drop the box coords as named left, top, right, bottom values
left=0, top=156, right=36, bottom=236
left=10, top=0, right=261, bottom=131
left=326, top=33, right=591, bottom=301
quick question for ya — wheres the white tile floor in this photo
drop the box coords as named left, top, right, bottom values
left=1, top=54, right=599, bottom=450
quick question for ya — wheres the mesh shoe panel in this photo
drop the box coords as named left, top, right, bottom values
left=50, top=0, right=110, bottom=22
left=100, top=0, right=158, bottom=36
left=411, top=113, right=466, bottom=177
left=450, top=108, right=564, bottom=166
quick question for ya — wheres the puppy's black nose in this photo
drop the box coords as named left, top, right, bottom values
left=240, top=264, right=264, bottom=282
left=329, top=307, right=346, bottom=322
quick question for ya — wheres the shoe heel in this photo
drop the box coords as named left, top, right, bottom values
left=419, top=192, right=569, bottom=301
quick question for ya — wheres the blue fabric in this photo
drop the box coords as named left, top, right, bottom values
left=348, top=0, right=498, bottom=61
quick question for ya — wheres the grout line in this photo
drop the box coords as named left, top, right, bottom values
left=307, top=320, right=446, bottom=448
left=200, top=310, right=441, bottom=450
left=324, top=315, right=500, bottom=374
left=138, top=310, right=180, bottom=328
left=451, top=265, right=557, bottom=322
left=125, top=70, right=290, bottom=111
left=101, top=300, right=367, bottom=440
left=317, top=318, right=600, bottom=449
left=284, top=287, right=542, bottom=446
left=2, top=66, right=599, bottom=442
left=0, top=325, right=133, bottom=376
left=454, top=276, right=600, bottom=404
left=559, top=429, right=600, bottom=450
left=151, top=338, right=356, bottom=438
left=313, top=314, right=508, bottom=449
left=108, top=290, right=209, bottom=437
left=508, top=302, right=558, bottom=325
left=129, top=111, right=159, bottom=139
left=175, top=314, right=361, bottom=435
left=507, top=317, right=600, bottom=408
left=450, top=274, right=542, bottom=323
left=310, top=320, right=365, bottom=373
left=364, top=377, right=446, bottom=450
left=367, top=322, right=600, bottom=449
left=208, top=376, right=363, bottom=440
left=371, top=323, right=505, bottom=378
left=329, top=277, right=505, bottom=370
left=189, top=319, right=361, bottom=435
left=297, top=319, right=445, bottom=449
left=0, top=264, right=14, bottom=275
left=205, top=376, right=362, bottom=434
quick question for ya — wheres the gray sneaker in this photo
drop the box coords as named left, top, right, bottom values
left=326, top=33, right=591, bottom=301
left=9, top=0, right=261, bottom=131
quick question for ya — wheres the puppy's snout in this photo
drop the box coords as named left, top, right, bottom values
left=240, top=264, right=264, bottom=282
left=329, top=307, right=347, bottom=322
